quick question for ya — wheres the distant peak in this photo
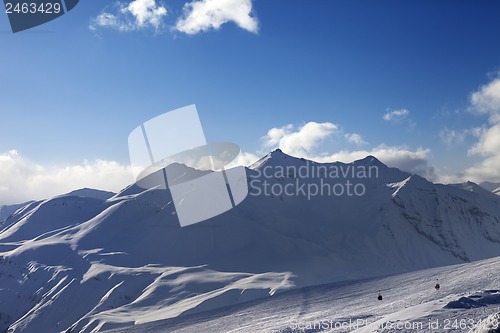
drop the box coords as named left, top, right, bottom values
left=249, top=149, right=302, bottom=170
left=271, top=148, right=284, bottom=155
left=270, top=149, right=305, bottom=161
left=400, top=174, right=431, bottom=188
left=355, top=155, right=384, bottom=166
left=479, top=181, right=500, bottom=192
left=64, top=188, right=115, bottom=201
left=266, top=148, right=293, bottom=159
left=451, top=181, right=496, bottom=196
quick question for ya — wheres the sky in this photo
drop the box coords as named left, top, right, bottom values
left=2, top=0, right=500, bottom=204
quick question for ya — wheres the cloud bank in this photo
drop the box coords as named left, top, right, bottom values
left=462, top=75, right=500, bottom=182
left=258, top=122, right=435, bottom=180
left=0, top=150, right=133, bottom=205
left=14, top=76, right=500, bottom=205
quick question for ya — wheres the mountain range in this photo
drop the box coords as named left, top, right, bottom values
left=1, top=150, right=499, bottom=332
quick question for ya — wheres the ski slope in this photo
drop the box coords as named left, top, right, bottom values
left=105, top=257, right=500, bottom=333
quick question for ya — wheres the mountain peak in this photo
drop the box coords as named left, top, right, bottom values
left=269, top=148, right=292, bottom=159
left=452, top=181, right=498, bottom=197
left=2, top=149, right=500, bottom=332
left=250, top=148, right=298, bottom=169
left=272, top=148, right=283, bottom=154
left=63, top=188, right=115, bottom=201
left=355, top=155, right=384, bottom=165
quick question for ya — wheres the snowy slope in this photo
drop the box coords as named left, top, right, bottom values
left=104, top=256, right=500, bottom=333
left=479, top=182, right=500, bottom=196
left=470, top=312, right=500, bottom=333
left=0, top=201, right=33, bottom=223
left=0, top=189, right=112, bottom=224
left=1, top=151, right=500, bottom=332
left=479, top=182, right=500, bottom=192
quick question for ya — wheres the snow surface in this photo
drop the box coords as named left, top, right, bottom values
left=469, top=311, right=500, bottom=333
left=0, top=202, right=33, bottom=223
left=1, top=151, right=500, bottom=332
left=479, top=182, right=500, bottom=196
left=104, top=256, right=500, bottom=333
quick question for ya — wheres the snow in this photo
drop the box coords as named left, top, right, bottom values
left=469, top=311, right=500, bottom=333
left=479, top=182, right=500, bottom=192
left=0, top=152, right=500, bottom=332
left=0, top=201, right=33, bottom=223
left=103, top=256, right=500, bottom=333
left=479, top=182, right=500, bottom=196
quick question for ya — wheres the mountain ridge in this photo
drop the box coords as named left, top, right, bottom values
left=1, top=152, right=500, bottom=332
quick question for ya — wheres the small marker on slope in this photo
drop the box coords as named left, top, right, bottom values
left=435, top=279, right=440, bottom=290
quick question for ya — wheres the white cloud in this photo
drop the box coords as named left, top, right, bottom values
left=344, top=133, right=367, bottom=146
left=439, top=128, right=465, bottom=146
left=315, top=146, right=436, bottom=181
left=470, top=77, right=500, bottom=121
left=256, top=122, right=435, bottom=180
left=469, top=124, right=500, bottom=156
left=176, top=0, right=258, bottom=35
left=460, top=76, right=500, bottom=182
left=90, top=0, right=167, bottom=32
left=383, top=108, right=410, bottom=122
left=261, top=122, right=338, bottom=157
left=461, top=154, right=500, bottom=183
left=0, top=150, right=134, bottom=205
left=225, top=151, right=260, bottom=169
left=439, top=127, right=483, bottom=146
left=263, top=124, right=293, bottom=147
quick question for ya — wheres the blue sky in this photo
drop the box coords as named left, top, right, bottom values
left=2, top=0, right=500, bottom=204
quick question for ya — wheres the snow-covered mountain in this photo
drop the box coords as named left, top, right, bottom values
left=0, top=202, right=33, bottom=223
left=0, top=188, right=114, bottom=224
left=1, top=150, right=500, bottom=332
left=63, top=188, right=116, bottom=201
